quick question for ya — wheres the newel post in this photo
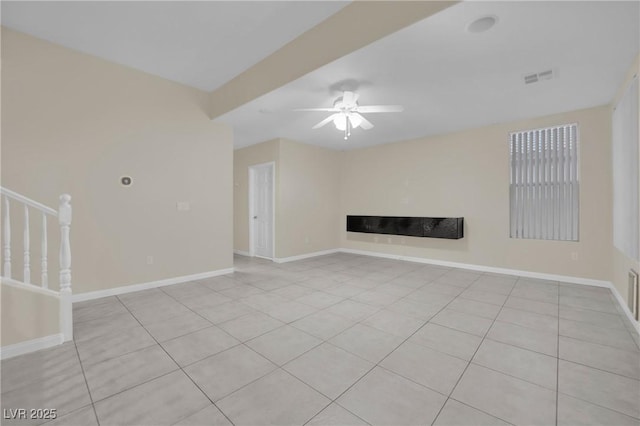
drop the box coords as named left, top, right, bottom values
left=58, top=194, right=73, bottom=342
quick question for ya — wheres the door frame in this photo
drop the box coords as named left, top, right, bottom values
left=248, top=161, right=275, bottom=259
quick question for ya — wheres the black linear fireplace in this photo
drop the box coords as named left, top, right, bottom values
left=346, top=216, right=464, bottom=239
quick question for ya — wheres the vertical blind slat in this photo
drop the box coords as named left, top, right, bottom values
left=564, top=125, right=570, bottom=240
left=552, top=129, right=560, bottom=240
left=510, top=135, right=517, bottom=238
left=571, top=125, right=579, bottom=239
left=524, top=132, right=530, bottom=239
left=530, top=131, right=535, bottom=239
left=559, top=126, right=566, bottom=241
left=536, top=130, right=542, bottom=238
left=518, top=134, right=526, bottom=238
left=546, top=129, right=552, bottom=240
left=543, top=129, right=548, bottom=240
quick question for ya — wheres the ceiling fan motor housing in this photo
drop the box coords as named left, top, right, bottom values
left=334, top=97, right=357, bottom=112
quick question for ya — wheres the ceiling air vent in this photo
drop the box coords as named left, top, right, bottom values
left=524, top=69, right=555, bottom=85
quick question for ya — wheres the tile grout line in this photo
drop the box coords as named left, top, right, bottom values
left=556, top=357, right=640, bottom=382
left=429, top=275, right=520, bottom=426
left=381, top=355, right=560, bottom=398
left=554, top=324, right=640, bottom=353
left=436, top=296, right=639, bottom=355
left=559, top=289, right=637, bottom=321
left=82, top=369, right=179, bottom=407
left=115, top=294, right=237, bottom=426
left=554, top=389, right=640, bottom=421
left=554, top=357, right=640, bottom=383
left=444, top=398, right=519, bottom=426
left=609, top=288, right=640, bottom=347
left=558, top=332, right=640, bottom=354
left=71, top=340, right=101, bottom=426
left=74, top=333, right=157, bottom=370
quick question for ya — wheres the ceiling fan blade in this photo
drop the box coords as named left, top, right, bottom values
left=293, top=107, right=339, bottom=112
left=312, top=113, right=340, bottom=129
left=342, top=91, right=358, bottom=106
left=356, top=105, right=404, bottom=113
left=352, top=113, right=374, bottom=130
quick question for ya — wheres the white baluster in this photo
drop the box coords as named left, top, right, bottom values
left=3, top=196, right=10, bottom=278
left=58, top=194, right=71, bottom=290
left=58, top=194, right=72, bottom=341
left=23, top=205, right=31, bottom=284
left=41, top=212, right=48, bottom=288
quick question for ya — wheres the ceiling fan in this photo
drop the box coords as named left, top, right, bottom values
left=295, top=91, right=404, bottom=140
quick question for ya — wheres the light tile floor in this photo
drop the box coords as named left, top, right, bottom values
left=2, top=253, right=640, bottom=426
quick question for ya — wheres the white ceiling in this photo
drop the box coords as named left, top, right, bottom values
left=2, top=1, right=638, bottom=151
left=0, top=1, right=348, bottom=91
left=219, top=1, right=639, bottom=150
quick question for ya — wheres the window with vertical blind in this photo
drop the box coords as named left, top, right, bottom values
left=509, top=123, right=579, bottom=241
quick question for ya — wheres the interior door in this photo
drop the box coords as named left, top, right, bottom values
left=251, top=163, right=273, bottom=259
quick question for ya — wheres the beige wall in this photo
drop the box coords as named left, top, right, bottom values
left=610, top=54, right=640, bottom=309
left=278, top=138, right=340, bottom=258
left=233, top=138, right=340, bottom=259
left=1, top=28, right=233, bottom=296
left=1, top=283, right=60, bottom=346
left=340, top=105, right=612, bottom=281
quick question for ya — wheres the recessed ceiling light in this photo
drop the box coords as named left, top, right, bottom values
left=467, top=15, right=498, bottom=33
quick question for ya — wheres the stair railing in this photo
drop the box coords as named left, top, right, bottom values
left=1, top=187, right=73, bottom=342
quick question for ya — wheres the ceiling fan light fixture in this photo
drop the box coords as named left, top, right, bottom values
left=348, top=113, right=363, bottom=129
left=333, top=114, right=347, bottom=131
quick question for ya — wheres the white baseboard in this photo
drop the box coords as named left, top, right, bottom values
left=233, top=250, right=251, bottom=257
left=72, top=267, right=235, bottom=303
left=338, top=248, right=611, bottom=287
left=274, top=249, right=340, bottom=264
left=609, top=283, right=640, bottom=335
left=0, top=333, right=64, bottom=360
